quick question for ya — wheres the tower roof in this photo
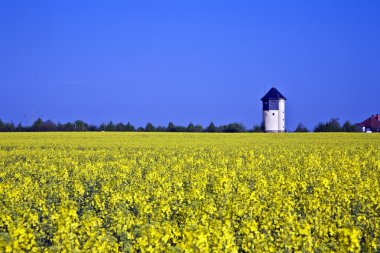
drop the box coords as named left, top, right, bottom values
left=261, top=87, right=286, bottom=101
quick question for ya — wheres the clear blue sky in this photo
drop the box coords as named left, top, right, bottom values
left=1, top=1, right=379, bottom=130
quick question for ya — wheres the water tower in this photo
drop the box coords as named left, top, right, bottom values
left=261, top=87, right=286, bottom=132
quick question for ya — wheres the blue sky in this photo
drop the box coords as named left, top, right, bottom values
left=0, top=1, right=379, bottom=130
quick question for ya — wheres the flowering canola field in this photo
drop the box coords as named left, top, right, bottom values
left=0, top=133, right=380, bottom=252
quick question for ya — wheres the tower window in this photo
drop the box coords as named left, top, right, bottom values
left=272, top=113, right=275, bottom=116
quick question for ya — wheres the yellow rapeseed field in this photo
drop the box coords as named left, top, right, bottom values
left=0, top=132, right=379, bottom=252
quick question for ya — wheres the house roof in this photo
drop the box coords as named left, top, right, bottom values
left=261, top=87, right=286, bottom=101
left=358, top=114, right=380, bottom=129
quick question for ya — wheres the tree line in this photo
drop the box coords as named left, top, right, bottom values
left=295, top=118, right=360, bottom=132
left=0, top=118, right=360, bottom=132
left=0, top=118, right=247, bottom=133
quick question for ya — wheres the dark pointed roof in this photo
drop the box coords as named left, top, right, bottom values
left=261, top=87, right=286, bottom=101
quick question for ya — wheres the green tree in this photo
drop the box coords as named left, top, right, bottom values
left=74, top=120, right=87, bottom=131
left=15, top=123, right=24, bottom=132
left=314, top=118, right=342, bottom=132
left=205, top=122, right=217, bottom=132
left=219, top=122, right=246, bottom=133
left=252, top=124, right=264, bottom=132
left=145, top=123, right=156, bottom=132
left=125, top=122, right=135, bottom=131
left=167, top=122, right=177, bottom=132
left=193, top=124, right=203, bottom=132
left=105, top=121, right=115, bottom=131
left=115, top=122, right=125, bottom=131
left=32, top=118, right=44, bottom=131
left=295, top=123, right=309, bottom=132
left=0, top=119, right=4, bottom=132
left=342, top=121, right=360, bottom=132
left=187, top=123, right=195, bottom=132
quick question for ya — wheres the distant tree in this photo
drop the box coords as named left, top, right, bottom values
left=184, top=123, right=203, bottom=132
left=0, top=119, right=5, bottom=132
left=137, top=126, right=145, bottom=132
left=313, top=123, right=323, bottom=132
left=219, top=122, right=246, bottom=133
left=87, top=124, right=98, bottom=131
left=114, top=122, right=123, bottom=131
left=252, top=123, right=264, bottom=132
left=44, top=120, right=57, bottom=131
left=167, top=122, right=177, bottom=132
left=56, top=122, right=63, bottom=131
left=145, top=123, right=156, bottom=132
left=205, top=122, right=217, bottom=132
left=329, top=118, right=341, bottom=131
left=193, top=124, right=203, bottom=132
left=65, top=122, right=75, bottom=131
left=73, top=120, right=87, bottom=131
left=98, top=123, right=106, bottom=131
left=155, top=126, right=166, bottom=132
left=187, top=123, right=195, bottom=132
left=16, top=123, right=24, bottom=132
left=125, top=122, right=135, bottom=132
left=30, top=118, right=56, bottom=131
left=341, top=121, right=357, bottom=132
left=3, top=121, right=15, bottom=132
left=177, top=126, right=187, bottom=132
left=294, top=123, right=309, bottom=132
left=32, top=118, right=44, bottom=131
left=314, top=118, right=342, bottom=132
left=104, top=121, right=116, bottom=131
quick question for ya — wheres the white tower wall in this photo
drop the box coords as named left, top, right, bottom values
left=278, top=99, right=285, bottom=132
left=263, top=110, right=279, bottom=132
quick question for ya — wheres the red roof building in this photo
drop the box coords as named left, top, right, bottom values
left=358, top=114, right=380, bottom=132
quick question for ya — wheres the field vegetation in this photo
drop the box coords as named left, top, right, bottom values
left=0, top=133, right=379, bottom=252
